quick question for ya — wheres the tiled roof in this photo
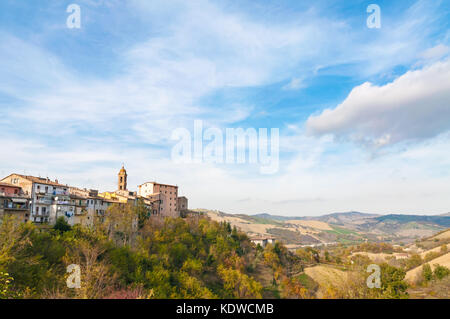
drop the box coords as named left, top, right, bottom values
left=138, top=181, right=178, bottom=188
left=11, top=174, right=68, bottom=187
left=0, top=182, right=21, bottom=188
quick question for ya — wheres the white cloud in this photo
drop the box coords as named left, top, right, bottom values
left=282, top=78, right=305, bottom=91
left=306, top=59, right=450, bottom=147
left=420, top=44, right=450, bottom=61
left=1, top=0, right=450, bottom=216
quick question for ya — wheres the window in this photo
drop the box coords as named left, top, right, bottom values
left=42, top=207, right=47, bottom=213
left=45, top=186, right=48, bottom=192
left=36, top=207, right=39, bottom=213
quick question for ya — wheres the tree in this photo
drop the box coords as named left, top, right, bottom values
left=405, top=254, right=422, bottom=270
left=104, top=204, right=138, bottom=246
left=0, top=216, right=32, bottom=268
left=217, top=265, right=262, bottom=298
left=422, top=264, right=433, bottom=282
left=379, top=263, right=408, bottom=299
left=62, top=239, right=116, bottom=299
left=54, top=217, right=72, bottom=232
left=433, top=264, right=450, bottom=280
left=0, top=272, right=15, bottom=299
left=134, top=199, right=150, bottom=230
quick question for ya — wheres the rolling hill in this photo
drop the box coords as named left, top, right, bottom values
left=198, top=209, right=450, bottom=247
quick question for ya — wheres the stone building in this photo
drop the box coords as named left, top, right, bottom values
left=138, top=182, right=179, bottom=217
left=177, top=196, right=188, bottom=211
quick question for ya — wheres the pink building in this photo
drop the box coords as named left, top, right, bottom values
left=138, top=182, right=179, bottom=217
left=0, top=182, right=22, bottom=196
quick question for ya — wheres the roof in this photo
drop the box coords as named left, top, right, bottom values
left=138, top=181, right=178, bottom=188
left=0, top=182, right=21, bottom=188
left=70, top=194, right=88, bottom=200
left=119, top=166, right=127, bottom=174
left=0, top=194, right=30, bottom=200
left=4, top=174, right=68, bottom=187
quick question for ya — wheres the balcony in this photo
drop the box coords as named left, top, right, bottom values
left=75, top=208, right=87, bottom=216
left=36, top=198, right=52, bottom=205
left=3, top=203, right=29, bottom=211
left=32, top=211, right=49, bottom=217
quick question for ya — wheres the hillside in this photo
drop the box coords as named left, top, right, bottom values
left=199, top=209, right=449, bottom=247
left=405, top=252, right=450, bottom=283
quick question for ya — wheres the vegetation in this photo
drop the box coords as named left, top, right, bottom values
left=0, top=207, right=298, bottom=299
left=1, top=209, right=447, bottom=299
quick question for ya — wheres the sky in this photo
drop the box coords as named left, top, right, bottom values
left=1, top=0, right=450, bottom=216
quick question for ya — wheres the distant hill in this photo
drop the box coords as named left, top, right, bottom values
left=200, top=209, right=450, bottom=246
left=311, top=211, right=380, bottom=225
left=375, top=214, right=450, bottom=227
left=252, top=211, right=379, bottom=223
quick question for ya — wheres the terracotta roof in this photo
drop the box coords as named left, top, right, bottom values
left=119, top=166, right=127, bottom=174
left=138, top=181, right=178, bottom=188
left=9, top=174, right=68, bottom=187
left=0, top=182, right=21, bottom=188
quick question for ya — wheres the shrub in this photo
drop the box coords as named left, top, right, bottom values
left=433, top=265, right=450, bottom=280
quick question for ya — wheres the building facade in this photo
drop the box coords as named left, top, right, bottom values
left=1, top=167, right=186, bottom=225
left=0, top=174, right=72, bottom=224
left=177, top=196, right=188, bottom=211
left=0, top=182, right=30, bottom=223
left=138, top=182, right=179, bottom=217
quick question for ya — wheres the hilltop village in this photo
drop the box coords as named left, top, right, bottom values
left=0, top=166, right=188, bottom=226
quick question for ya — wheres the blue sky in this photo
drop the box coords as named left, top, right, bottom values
left=1, top=0, right=450, bottom=216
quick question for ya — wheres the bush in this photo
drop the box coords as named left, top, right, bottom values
left=422, top=264, right=433, bottom=282
left=433, top=265, right=450, bottom=280
left=54, top=217, right=71, bottom=232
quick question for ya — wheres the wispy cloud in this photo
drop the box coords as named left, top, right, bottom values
left=1, top=0, right=450, bottom=215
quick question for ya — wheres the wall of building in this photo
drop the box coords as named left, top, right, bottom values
left=139, top=182, right=179, bottom=217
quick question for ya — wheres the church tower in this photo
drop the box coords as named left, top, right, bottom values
left=118, top=165, right=127, bottom=191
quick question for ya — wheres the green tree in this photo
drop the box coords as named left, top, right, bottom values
left=433, top=264, right=450, bottom=280
left=135, top=199, right=150, bottom=229
left=217, top=265, right=262, bottom=298
left=422, top=264, right=433, bottom=282
left=0, top=272, right=13, bottom=299
left=54, top=217, right=72, bottom=232
left=380, top=263, right=408, bottom=299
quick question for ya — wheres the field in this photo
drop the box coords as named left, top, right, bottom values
left=405, top=252, right=450, bottom=283
left=303, top=265, right=348, bottom=297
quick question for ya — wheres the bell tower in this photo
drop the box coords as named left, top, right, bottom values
left=118, top=165, right=127, bottom=191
